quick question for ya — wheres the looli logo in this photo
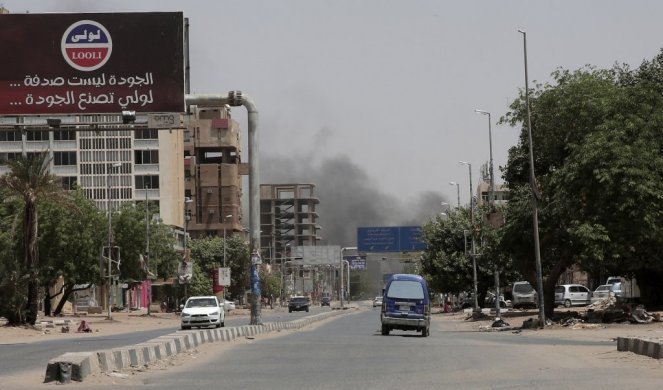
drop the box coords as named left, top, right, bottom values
left=61, top=20, right=112, bottom=72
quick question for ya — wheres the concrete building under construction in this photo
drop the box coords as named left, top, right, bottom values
left=260, top=183, right=322, bottom=264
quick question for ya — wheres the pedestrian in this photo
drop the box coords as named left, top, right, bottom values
left=270, top=294, right=274, bottom=309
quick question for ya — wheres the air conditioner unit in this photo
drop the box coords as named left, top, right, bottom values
left=208, top=209, right=215, bottom=214
left=207, top=189, right=213, bottom=194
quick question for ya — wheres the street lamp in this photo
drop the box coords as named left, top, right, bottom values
left=106, top=162, right=121, bottom=320
left=223, top=214, right=233, bottom=267
left=519, top=29, right=545, bottom=326
left=474, top=109, right=494, bottom=204
left=449, top=181, right=461, bottom=208
left=182, top=197, right=193, bottom=300
left=145, top=184, right=151, bottom=315
left=459, top=161, right=479, bottom=313
left=340, top=246, right=357, bottom=308
left=475, top=108, right=501, bottom=318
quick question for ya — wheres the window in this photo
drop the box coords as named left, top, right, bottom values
left=53, top=130, right=76, bottom=141
left=135, top=150, right=159, bottom=164
left=0, top=130, right=21, bottom=141
left=61, top=176, right=77, bottom=190
left=27, top=130, right=49, bottom=141
left=54, top=151, right=77, bottom=166
left=135, top=175, right=159, bottom=189
left=134, top=129, right=158, bottom=139
left=0, top=152, right=21, bottom=162
left=386, top=281, right=424, bottom=300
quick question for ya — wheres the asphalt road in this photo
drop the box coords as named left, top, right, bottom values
left=9, top=305, right=663, bottom=389
left=0, top=306, right=328, bottom=378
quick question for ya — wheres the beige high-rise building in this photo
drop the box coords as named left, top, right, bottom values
left=183, top=106, right=244, bottom=240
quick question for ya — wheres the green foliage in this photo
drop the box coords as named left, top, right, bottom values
left=0, top=152, right=66, bottom=324
left=498, top=51, right=663, bottom=310
left=188, top=235, right=250, bottom=300
left=260, top=271, right=281, bottom=299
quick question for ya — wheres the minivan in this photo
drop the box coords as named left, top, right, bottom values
left=380, top=274, right=430, bottom=337
left=512, top=281, right=537, bottom=309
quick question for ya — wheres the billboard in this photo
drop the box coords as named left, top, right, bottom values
left=346, top=255, right=367, bottom=270
left=290, top=245, right=341, bottom=265
left=0, top=12, right=184, bottom=115
left=357, top=226, right=427, bottom=252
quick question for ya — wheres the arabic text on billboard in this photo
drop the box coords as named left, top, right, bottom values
left=0, top=12, right=184, bottom=115
left=357, top=226, right=427, bottom=252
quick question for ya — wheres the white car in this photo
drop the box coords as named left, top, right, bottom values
left=221, top=299, right=236, bottom=311
left=554, top=284, right=591, bottom=307
left=373, top=296, right=383, bottom=307
left=180, top=296, right=225, bottom=330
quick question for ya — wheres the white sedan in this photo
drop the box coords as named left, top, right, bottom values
left=221, top=299, right=236, bottom=311
left=373, top=296, right=383, bottom=307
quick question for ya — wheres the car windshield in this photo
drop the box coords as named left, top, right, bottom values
left=291, top=297, right=307, bottom=303
left=386, top=280, right=424, bottom=299
left=186, top=298, right=216, bottom=308
left=514, top=283, right=534, bottom=293
left=596, top=285, right=610, bottom=292
left=555, top=286, right=564, bottom=293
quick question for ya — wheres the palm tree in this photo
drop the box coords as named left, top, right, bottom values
left=0, top=151, right=64, bottom=325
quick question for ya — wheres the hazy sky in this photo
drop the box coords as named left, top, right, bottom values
left=4, top=1, right=663, bottom=243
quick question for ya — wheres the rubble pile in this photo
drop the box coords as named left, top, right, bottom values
left=585, top=296, right=660, bottom=324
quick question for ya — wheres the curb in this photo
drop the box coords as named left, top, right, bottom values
left=617, top=337, right=663, bottom=359
left=44, top=309, right=348, bottom=383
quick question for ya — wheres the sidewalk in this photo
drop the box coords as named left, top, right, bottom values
left=0, top=307, right=251, bottom=345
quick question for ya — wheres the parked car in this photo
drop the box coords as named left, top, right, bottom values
left=591, top=284, right=614, bottom=303
left=321, top=296, right=331, bottom=306
left=512, top=281, right=537, bottom=309
left=554, top=284, right=591, bottom=307
left=288, top=296, right=310, bottom=313
left=221, top=299, right=236, bottom=311
left=483, top=292, right=511, bottom=309
left=380, top=274, right=430, bottom=337
left=606, top=276, right=641, bottom=302
left=373, top=296, right=383, bottom=307
left=180, top=296, right=224, bottom=330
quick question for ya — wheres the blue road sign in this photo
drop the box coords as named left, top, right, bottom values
left=357, top=226, right=426, bottom=252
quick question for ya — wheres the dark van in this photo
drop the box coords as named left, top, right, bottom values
left=380, top=274, right=431, bottom=337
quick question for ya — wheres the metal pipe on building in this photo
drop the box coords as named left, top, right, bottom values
left=185, top=91, right=261, bottom=324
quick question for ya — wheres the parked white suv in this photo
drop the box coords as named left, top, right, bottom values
left=554, top=284, right=591, bottom=307
left=512, top=281, right=537, bottom=309
left=180, top=296, right=225, bottom=330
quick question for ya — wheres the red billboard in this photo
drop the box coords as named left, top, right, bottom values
left=0, top=12, right=184, bottom=115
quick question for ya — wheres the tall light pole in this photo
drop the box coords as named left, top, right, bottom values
left=519, top=29, right=545, bottom=327
left=223, top=214, right=233, bottom=267
left=145, top=184, right=151, bottom=315
left=475, top=108, right=501, bottom=318
left=459, top=161, right=479, bottom=312
left=183, top=197, right=193, bottom=300
left=106, top=162, right=121, bottom=320
left=340, top=246, right=357, bottom=308
left=449, top=181, right=461, bottom=208
left=474, top=109, right=494, bottom=204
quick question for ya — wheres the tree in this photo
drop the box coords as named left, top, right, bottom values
left=188, top=235, right=250, bottom=301
left=421, top=206, right=513, bottom=305
left=0, top=152, right=66, bottom=325
left=38, top=189, right=108, bottom=316
left=500, top=57, right=663, bottom=315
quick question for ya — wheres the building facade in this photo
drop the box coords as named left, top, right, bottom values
left=260, top=183, right=321, bottom=264
left=183, top=106, right=244, bottom=240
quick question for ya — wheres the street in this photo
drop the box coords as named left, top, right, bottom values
left=9, top=304, right=662, bottom=390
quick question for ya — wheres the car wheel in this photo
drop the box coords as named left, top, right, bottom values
left=181, top=326, right=190, bottom=330
left=564, top=299, right=572, bottom=308
left=381, top=325, right=389, bottom=336
left=289, top=309, right=292, bottom=313
left=421, top=326, right=430, bottom=337
left=306, top=307, right=309, bottom=312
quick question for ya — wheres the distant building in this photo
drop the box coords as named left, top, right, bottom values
left=260, top=183, right=321, bottom=264
left=183, top=106, right=244, bottom=240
